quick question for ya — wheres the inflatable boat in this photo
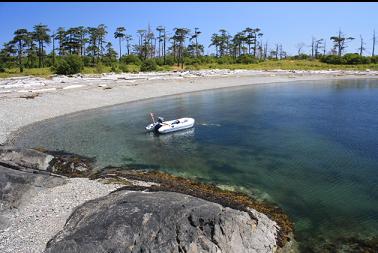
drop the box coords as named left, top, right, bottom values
left=146, top=114, right=195, bottom=134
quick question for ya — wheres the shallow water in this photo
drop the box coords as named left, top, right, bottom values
left=14, top=79, right=378, bottom=251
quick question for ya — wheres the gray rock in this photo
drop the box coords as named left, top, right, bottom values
left=0, top=148, right=95, bottom=177
left=0, top=148, right=66, bottom=231
left=0, top=166, right=66, bottom=211
left=45, top=191, right=278, bottom=253
left=0, top=165, right=66, bottom=229
left=0, top=148, right=54, bottom=171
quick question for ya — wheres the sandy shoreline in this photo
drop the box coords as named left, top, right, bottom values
left=1, top=69, right=378, bottom=145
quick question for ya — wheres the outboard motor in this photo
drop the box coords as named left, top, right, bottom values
left=154, top=123, right=162, bottom=133
left=153, top=117, right=164, bottom=133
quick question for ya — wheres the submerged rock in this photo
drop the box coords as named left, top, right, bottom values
left=301, top=236, right=378, bottom=253
left=45, top=190, right=278, bottom=253
left=41, top=149, right=95, bottom=177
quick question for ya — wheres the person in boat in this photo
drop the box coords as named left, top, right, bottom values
left=157, top=117, right=164, bottom=123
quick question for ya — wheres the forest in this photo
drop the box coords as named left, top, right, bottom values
left=1, top=24, right=378, bottom=76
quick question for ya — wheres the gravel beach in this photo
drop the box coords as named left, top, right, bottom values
left=0, top=177, right=123, bottom=253
left=1, top=69, right=378, bottom=145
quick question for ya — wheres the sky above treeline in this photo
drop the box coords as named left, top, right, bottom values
left=1, top=2, right=378, bottom=56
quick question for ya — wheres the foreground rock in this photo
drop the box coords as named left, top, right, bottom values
left=0, top=148, right=120, bottom=253
left=0, top=165, right=66, bottom=228
left=0, top=147, right=94, bottom=217
left=0, top=148, right=294, bottom=252
left=45, top=190, right=278, bottom=253
left=93, top=168, right=295, bottom=248
left=0, top=175, right=120, bottom=253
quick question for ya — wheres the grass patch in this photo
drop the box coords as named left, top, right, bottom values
left=187, top=59, right=378, bottom=71
left=0, top=67, right=53, bottom=78
left=1, top=60, right=377, bottom=79
left=157, top=65, right=174, bottom=71
left=120, top=64, right=141, bottom=73
left=82, top=66, right=111, bottom=74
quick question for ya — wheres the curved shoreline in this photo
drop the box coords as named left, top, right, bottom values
left=1, top=70, right=378, bottom=145
left=2, top=71, right=378, bottom=252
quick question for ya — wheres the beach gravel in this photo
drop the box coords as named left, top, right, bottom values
left=0, top=175, right=122, bottom=253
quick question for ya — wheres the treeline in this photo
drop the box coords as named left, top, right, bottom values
left=0, top=24, right=377, bottom=74
left=320, top=54, right=378, bottom=65
left=0, top=24, right=269, bottom=73
left=294, top=30, right=378, bottom=65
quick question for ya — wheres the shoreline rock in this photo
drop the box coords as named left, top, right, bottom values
left=93, top=167, right=294, bottom=248
left=45, top=191, right=278, bottom=253
left=0, top=147, right=95, bottom=177
left=0, top=147, right=294, bottom=252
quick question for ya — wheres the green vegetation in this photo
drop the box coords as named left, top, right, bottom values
left=120, top=54, right=142, bottom=65
left=2, top=59, right=378, bottom=79
left=320, top=53, right=378, bottom=65
left=52, top=55, right=84, bottom=75
left=140, top=58, right=158, bottom=72
left=0, top=67, right=52, bottom=78
left=186, top=59, right=378, bottom=71
left=0, top=23, right=377, bottom=78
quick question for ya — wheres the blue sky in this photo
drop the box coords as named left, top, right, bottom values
left=0, top=2, right=378, bottom=55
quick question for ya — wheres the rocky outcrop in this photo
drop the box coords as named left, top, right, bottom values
left=45, top=190, right=279, bottom=253
left=0, top=147, right=92, bottom=230
left=0, top=148, right=295, bottom=253
left=0, top=165, right=66, bottom=232
left=0, top=147, right=54, bottom=171
left=0, top=172, right=120, bottom=253
left=0, top=165, right=65, bottom=211
left=93, top=168, right=294, bottom=248
left=0, top=147, right=95, bottom=177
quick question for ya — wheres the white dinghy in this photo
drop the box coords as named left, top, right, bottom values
left=146, top=113, right=195, bottom=134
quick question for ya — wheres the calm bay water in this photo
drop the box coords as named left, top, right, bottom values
left=14, top=79, right=378, bottom=251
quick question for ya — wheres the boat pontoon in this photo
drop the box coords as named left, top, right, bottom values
left=146, top=113, right=195, bottom=134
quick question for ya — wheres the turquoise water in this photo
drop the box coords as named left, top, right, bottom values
left=14, top=79, right=378, bottom=251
